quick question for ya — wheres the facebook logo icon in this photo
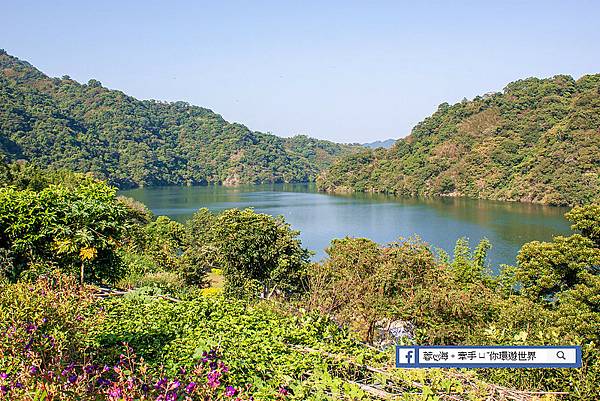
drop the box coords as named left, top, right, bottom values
left=396, top=347, right=418, bottom=367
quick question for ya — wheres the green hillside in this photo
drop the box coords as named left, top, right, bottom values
left=318, top=75, right=600, bottom=206
left=0, top=50, right=359, bottom=188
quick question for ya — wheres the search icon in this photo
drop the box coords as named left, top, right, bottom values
left=556, top=351, right=566, bottom=360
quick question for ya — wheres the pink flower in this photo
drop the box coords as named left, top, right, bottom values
left=225, top=386, right=237, bottom=397
left=185, top=382, right=197, bottom=393
left=207, top=371, right=221, bottom=388
left=107, top=386, right=122, bottom=400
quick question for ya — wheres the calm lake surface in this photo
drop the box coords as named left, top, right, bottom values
left=121, top=184, right=571, bottom=267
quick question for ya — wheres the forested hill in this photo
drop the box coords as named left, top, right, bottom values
left=0, top=50, right=359, bottom=188
left=318, top=74, right=600, bottom=206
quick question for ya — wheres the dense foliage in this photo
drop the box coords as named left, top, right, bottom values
left=0, top=50, right=359, bottom=188
left=185, top=208, right=310, bottom=298
left=307, top=237, right=498, bottom=344
left=304, top=203, right=600, bottom=399
left=0, top=178, right=130, bottom=284
left=0, top=274, right=255, bottom=400
left=318, top=75, right=600, bottom=206
left=2, top=158, right=600, bottom=399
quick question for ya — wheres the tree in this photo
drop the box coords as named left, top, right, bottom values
left=450, top=237, right=491, bottom=284
left=186, top=208, right=309, bottom=298
left=515, top=235, right=600, bottom=301
left=566, top=202, right=600, bottom=246
left=0, top=181, right=130, bottom=284
left=142, top=216, right=186, bottom=271
left=307, top=237, right=498, bottom=343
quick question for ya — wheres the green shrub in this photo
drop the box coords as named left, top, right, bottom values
left=0, top=181, right=130, bottom=284
left=0, top=273, right=101, bottom=374
left=307, top=237, right=499, bottom=344
left=186, top=208, right=310, bottom=299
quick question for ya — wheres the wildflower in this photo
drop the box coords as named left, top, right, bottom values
left=168, top=380, right=181, bottom=391
left=0, top=372, right=7, bottom=379
left=107, top=386, right=122, bottom=400
left=84, top=365, right=96, bottom=374
left=141, top=383, right=150, bottom=392
left=103, top=365, right=111, bottom=372
left=30, top=365, right=38, bottom=374
left=278, top=387, right=289, bottom=396
left=166, top=392, right=177, bottom=401
left=25, top=323, right=37, bottom=333
left=219, top=362, right=229, bottom=373
left=155, top=378, right=168, bottom=389
left=0, top=385, right=8, bottom=395
left=185, top=382, right=197, bottom=393
left=97, top=378, right=111, bottom=386
left=62, top=362, right=75, bottom=376
left=68, top=373, right=78, bottom=384
left=207, top=371, right=221, bottom=388
left=14, top=382, right=24, bottom=389
left=225, top=386, right=237, bottom=397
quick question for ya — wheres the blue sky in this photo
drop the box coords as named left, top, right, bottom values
left=2, top=0, right=599, bottom=142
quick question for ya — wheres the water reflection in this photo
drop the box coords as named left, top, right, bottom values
left=121, top=184, right=571, bottom=268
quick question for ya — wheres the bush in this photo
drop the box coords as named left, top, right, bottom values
left=186, top=208, right=310, bottom=299
left=0, top=273, right=101, bottom=382
left=307, top=237, right=499, bottom=344
left=0, top=181, right=130, bottom=284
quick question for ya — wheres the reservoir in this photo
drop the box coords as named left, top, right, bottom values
left=121, top=183, right=571, bottom=267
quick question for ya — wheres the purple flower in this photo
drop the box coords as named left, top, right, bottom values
left=166, top=393, right=177, bottom=401
left=84, top=365, right=96, bottom=374
left=0, top=372, right=7, bottom=380
left=0, top=385, right=8, bottom=395
left=25, top=323, right=37, bottom=333
left=185, top=382, right=197, bottom=394
left=41, top=317, right=48, bottom=324
left=225, top=386, right=237, bottom=397
left=108, top=387, right=122, bottom=398
left=97, top=378, right=111, bottom=386
left=61, top=362, right=75, bottom=376
left=219, top=362, right=230, bottom=373
left=155, top=378, right=168, bottom=389
left=278, top=387, right=290, bottom=396
left=207, top=371, right=221, bottom=388
left=14, top=382, right=24, bottom=389
left=168, top=380, right=180, bottom=391
left=141, top=383, right=150, bottom=392
left=29, top=365, right=38, bottom=374
left=68, top=373, right=78, bottom=384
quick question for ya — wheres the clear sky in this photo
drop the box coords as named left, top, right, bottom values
left=2, top=0, right=599, bottom=143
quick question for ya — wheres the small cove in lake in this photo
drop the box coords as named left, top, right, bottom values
left=121, top=183, right=571, bottom=268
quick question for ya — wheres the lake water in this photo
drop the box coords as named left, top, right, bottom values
left=121, top=183, right=571, bottom=267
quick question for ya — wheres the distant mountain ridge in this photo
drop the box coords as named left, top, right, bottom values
left=362, top=139, right=396, bottom=149
left=318, top=74, right=600, bottom=206
left=0, top=50, right=360, bottom=188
